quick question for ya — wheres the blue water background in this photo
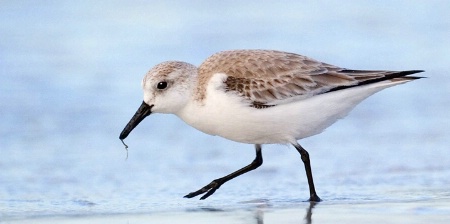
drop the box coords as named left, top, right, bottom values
left=1, top=1, right=449, bottom=222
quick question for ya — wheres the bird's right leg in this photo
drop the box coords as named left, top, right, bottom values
left=184, top=144, right=263, bottom=200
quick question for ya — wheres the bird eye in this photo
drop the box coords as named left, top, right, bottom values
left=156, top=81, right=168, bottom=90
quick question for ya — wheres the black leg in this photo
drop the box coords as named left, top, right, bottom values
left=293, top=143, right=321, bottom=202
left=184, top=144, right=263, bottom=200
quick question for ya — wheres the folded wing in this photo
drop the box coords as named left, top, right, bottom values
left=198, top=50, right=423, bottom=107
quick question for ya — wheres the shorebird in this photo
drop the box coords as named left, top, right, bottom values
left=119, top=49, right=423, bottom=201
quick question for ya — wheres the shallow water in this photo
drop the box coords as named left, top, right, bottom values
left=1, top=1, right=450, bottom=223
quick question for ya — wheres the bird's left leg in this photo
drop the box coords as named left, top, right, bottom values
left=293, top=142, right=321, bottom=202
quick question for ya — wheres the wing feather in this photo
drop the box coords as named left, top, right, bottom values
left=196, top=50, right=423, bottom=107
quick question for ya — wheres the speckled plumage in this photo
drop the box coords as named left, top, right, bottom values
left=195, top=50, right=419, bottom=107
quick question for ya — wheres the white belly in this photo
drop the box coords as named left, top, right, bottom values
left=177, top=74, right=409, bottom=145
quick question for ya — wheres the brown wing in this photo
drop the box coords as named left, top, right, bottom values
left=197, top=50, right=423, bottom=106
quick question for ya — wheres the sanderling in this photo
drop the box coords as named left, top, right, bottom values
left=119, top=49, right=423, bottom=202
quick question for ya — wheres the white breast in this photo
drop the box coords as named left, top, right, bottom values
left=176, top=73, right=411, bottom=145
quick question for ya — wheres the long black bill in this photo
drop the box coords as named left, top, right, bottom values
left=119, top=101, right=153, bottom=140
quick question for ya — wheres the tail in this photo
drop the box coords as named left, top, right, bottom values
left=356, top=70, right=424, bottom=83
left=385, top=70, right=425, bottom=83
left=329, top=70, right=425, bottom=92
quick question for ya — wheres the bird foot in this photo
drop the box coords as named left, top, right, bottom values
left=308, top=193, right=321, bottom=202
left=184, top=179, right=223, bottom=200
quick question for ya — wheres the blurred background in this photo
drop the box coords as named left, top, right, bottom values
left=1, top=0, right=449, bottom=222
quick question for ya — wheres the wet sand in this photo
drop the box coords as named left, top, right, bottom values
left=6, top=198, right=450, bottom=224
left=1, top=1, right=450, bottom=223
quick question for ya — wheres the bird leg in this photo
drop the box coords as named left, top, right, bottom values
left=184, top=144, right=263, bottom=200
left=293, top=143, right=321, bottom=202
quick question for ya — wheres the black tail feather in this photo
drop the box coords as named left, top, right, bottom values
left=328, top=70, right=425, bottom=93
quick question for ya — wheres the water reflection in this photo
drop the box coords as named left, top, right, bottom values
left=193, top=201, right=318, bottom=224
left=252, top=201, right=317, bottom=224
left=303, top=202, right=317, bottom=224
left=255, top=209, right=264, bottom=224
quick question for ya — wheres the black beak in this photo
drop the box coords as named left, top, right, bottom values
left=119, top=101, right=153, bottom=140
